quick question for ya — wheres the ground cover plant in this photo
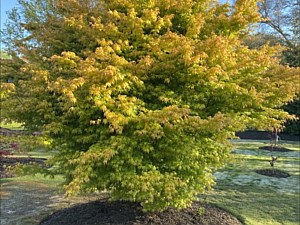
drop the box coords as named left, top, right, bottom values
left=1, top=0, right=299, bottom=213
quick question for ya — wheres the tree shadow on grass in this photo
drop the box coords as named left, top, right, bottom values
left=204, top=184, right=300, bottom=225
left=0, top=181, right=57, bottom=225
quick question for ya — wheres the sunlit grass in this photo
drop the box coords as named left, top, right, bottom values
left=0, top=174, right=64, bottom=188
left=11, top=150, right=53, bottom=159
left=1, top=137, right=299, bottom=225
left=0, top=121, right=24, bottom=130
left=202, top=140, right=300, bottom=225
left=200, top=186, right=300, bottom=225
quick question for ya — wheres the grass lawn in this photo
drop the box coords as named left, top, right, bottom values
left=0, top=121, right=24, bottom=130
left=0, top=173, right=64, bottom=187
left=1, top=139, right=299, bottom=225
left=200, top=139, right=300, bottom=225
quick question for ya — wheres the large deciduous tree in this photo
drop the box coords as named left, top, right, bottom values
left=1, top=0, right=299, bottom=211
left=258, top=0, right=300, bottom=66
left=257, top=0, right=300, bottom=134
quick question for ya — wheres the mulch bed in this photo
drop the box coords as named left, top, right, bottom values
left=0, top=157, right=47, bottom=178
left=39, top=199, right=243, bottom=225
left=258, top=146, right=293, bottom=152
left=256, top=169, right=290, bottom=178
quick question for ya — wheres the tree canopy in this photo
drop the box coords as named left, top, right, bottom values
left=246, top=0, right=300, bottom=134
left=1, top=0, right=299, bottom=211
left=258, top=0, right=300, bottom=67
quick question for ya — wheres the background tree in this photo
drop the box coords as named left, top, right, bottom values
left=1, top=0, right=299, bottom=211
left=258, top=0, right=300, bottom=67
left=257, top=0, right=300, bottom=134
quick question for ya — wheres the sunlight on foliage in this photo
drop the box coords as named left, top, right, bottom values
left=1, top=0, right=299, bottom=211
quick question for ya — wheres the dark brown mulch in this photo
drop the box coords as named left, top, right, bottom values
left=256, top=169, right=290, bottom=178
left=258, top=146, right=292, bottom=152
left=39, top=199, right=243, bottom=225
left=0, top=157, right=47, bottom=178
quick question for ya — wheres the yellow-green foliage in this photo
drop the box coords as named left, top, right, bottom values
left=1, top=0, right=299, bottom=211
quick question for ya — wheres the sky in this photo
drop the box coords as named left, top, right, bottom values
left=0, top=0, right=232, bottom=50
left=1, top=0, right=19, bottom=31
left=0, top=0, right=231, bottom=31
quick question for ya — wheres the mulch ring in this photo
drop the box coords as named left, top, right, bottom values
left=39, top=199, right=243, bottom=225
left=0, top=157, right=47, bottom=178
left=258, top=146, right=292, bottom=152
left=256, top=169, right=290, bottom=178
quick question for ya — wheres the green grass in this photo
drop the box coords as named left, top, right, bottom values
left=0, top=121, right=24, bottom=130
left=0, top=174, right=64, bottom=188
left=0, top=149, right=58, bottom=186
left=1, top=138, right=299, bottom=224
left=200, top=140, right=300, bottom=225
left=200, top=186, right=299, bottom=225
left=13, top=150, right=53, bottom=159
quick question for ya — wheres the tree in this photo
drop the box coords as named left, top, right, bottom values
left=257, top=0, right=300, bottom=134
left=1, top=0, right=299, bottom=211
left=258, top=0, right=300, bottom=67
left=0, top=51, right=26, bottom=83
left=258, top=0, right=299, bottom=49
left=282, top=96, right=300, bottom=135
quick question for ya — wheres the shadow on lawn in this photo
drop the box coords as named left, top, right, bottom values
left=0, top=181, right=57, bottom=225
left=205, top=185, right=300, bottom=225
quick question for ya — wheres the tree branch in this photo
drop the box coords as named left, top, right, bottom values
left=261, top=20, right=295, bottom=49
